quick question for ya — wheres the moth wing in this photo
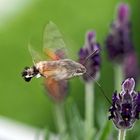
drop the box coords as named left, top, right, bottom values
left=28, top=44, right=43, bottom=64
left=43, top=21, right=68, bottom=60
left=44, top=77, right=68, bottom=101
left=44, top=48, right=66, bottom=60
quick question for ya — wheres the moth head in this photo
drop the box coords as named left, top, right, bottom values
left=74, top=62, right=86, bottom=76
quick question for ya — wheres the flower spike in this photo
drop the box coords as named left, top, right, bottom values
left=109, top=78, right=140, bottom=129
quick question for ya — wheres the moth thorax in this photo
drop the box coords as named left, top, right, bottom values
left=22, top=66, right=39, bottom=82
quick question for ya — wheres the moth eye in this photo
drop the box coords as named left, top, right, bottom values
left=76, top=69, right=82, bottom=73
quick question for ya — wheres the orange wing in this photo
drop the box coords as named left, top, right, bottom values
left=43, top=22, right=68, bottom=101
left=44, top=48, right=60, bottom=60
left=44, top=77, right=68, bottom=102
left=43, top=47, right=67, bottom=101
left=43, top=21, right=67, bottom=61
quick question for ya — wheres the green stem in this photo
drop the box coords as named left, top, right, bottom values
left=54, top=102, right=66, bottom=134
left=85, top=82, right=94, bottom=140
left=114, top=64, right=124, bottom=91
left=114, top=65, right=125, bottom=140
left=118, top=129, right=126, bottom=140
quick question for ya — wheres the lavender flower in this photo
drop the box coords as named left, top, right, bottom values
left=105, top=3, right=134, bottom=63
left=109, top=78, right=140, bottom=129
left=78, top=31, right=101, bottom=82
left=123, top=52, right=139, bottom=82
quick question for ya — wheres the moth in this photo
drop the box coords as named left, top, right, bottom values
left=22, top=23, right=89, bottom=83
left=21, top=22, right=112, bottom=103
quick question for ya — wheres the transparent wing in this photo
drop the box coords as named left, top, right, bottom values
left=28, top=44, right=43, bottom=64
left=43, top=21, right=68, bottom=59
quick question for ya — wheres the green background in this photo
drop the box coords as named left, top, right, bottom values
left=0, top=0, right=140, bottom=139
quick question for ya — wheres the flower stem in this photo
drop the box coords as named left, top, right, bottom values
left=85, top=82, right=94, bottom=140
left=118, top=129, right=126, bottom=140
left=114, top=64, right=124, bottom=91
left=54, top=102, right=66, bottom=134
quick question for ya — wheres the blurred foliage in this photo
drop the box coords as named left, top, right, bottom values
left=0, top=0, right=140, bottom=139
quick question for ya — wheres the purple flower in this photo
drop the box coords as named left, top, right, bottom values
left=109, top=78, right=140, bottom=129
left=105, top=3, right=134, bottom=63
left=118, top=3, right=130, bottom=23
left=78, top=31, right=101, bottom=82
left=123, top=52, right=139, bottom=82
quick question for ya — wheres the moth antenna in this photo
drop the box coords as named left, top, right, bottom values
left=86, top=72, right=112, bottom=105
left=82, top=49, right=99, bottom=65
